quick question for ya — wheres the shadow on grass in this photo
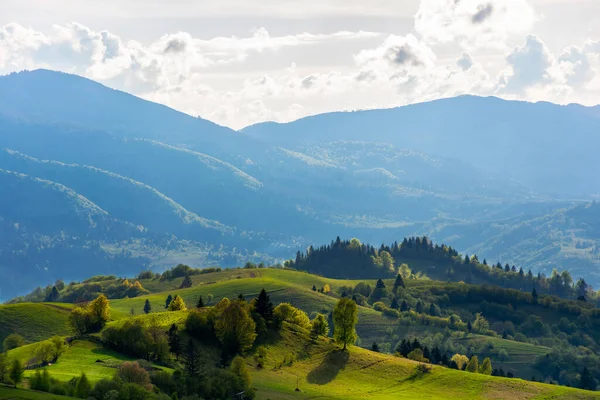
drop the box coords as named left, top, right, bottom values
left=306, top=349, right=349, bottom=385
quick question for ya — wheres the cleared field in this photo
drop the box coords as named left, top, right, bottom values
left=0, top=303, right=72, bottom=344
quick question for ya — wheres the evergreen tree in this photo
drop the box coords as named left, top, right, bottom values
left=9, top=359, right=23, bottom=387
left=184, top=338, right=202, bottom=378
left=143, top=299, right=152, bottom=314
left=168, top=324, right=182, bottom=361
left=165, top=294, right=173, bottom=309
left=196, top=296, right=204, bottom=308
left=371, top=342, right=380, bottom=352
left=168, top=295, right=187, bottom=311
left=393, top=274, right=405, bottom=293
left=390, top=297, right=399, bottom=310
left=531, top=288, right=538, bottom=304
left=466, top=356, right=479, bottom=373
left=415, top=301, right=424, bottom=314
left=254, top=288, right=274, bottom=322
left=428, top=303, right=437, bottom=316
left=74, top=372, right=91, bottom=398
left=46, top=286, right=60, bottom=302
left=479, top=357, right=492, bottom=375
left=180, top=275, right=193, bottom=289
left=580, top=367, right=596, bottom=390
left=375, top=279, right=386, bottom=289
left=400, top=300, right=409, bottom=312
left=312, top=285, right=317, bottom=291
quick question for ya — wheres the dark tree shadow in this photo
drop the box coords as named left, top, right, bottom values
left=306, top=350, right=350, bottom=385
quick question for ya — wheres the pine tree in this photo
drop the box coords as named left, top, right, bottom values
left=184, top=338, right=202, bottom=377
left=393, top=274, right=405, bottom=293
left=580, top=367, right=596, bottom=390
left=144, top=299, right=152, bottom=314
left=400, top=300, right=409, bottom=312
left=46, top=286, right=60, bottom=302
left=180, top=275, right=193, bottom=289
left=371, top=342, right=380, bottom=352
left=531, top=288, right=538, bottom=304
left=168, top=324, right=182, bottom=361
left=254, top=288, right=274, bottom=322
left=390, top=297, right=399, bottom=310
left=375, top=279, right=386, bottom=289
left=196, top=296, right=204, bottom=308
left=312, top=285, right=317, bottom=291
left=165, top=294, right=173, bottom=309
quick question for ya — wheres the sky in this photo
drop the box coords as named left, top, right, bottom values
left=1, top=0, right=600, bottom=129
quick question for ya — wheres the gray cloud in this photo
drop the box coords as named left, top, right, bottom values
left=472, top=4, right=494, bottom=24
left=457, top=52, right=473, bottom=71
left=164, top=38, right=187, bottom=53
left=385, top=45, right=423, bottom=66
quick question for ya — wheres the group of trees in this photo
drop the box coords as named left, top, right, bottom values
left=68, top=294, right=111, bottom=334
left=0, top=353, right=24, bottom=388
left=288, top=236, right=598, bottom=304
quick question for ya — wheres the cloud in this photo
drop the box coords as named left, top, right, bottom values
left=472, top=4, right=494, bottom=24
left=457, top=53, right=474, bottom=71
left=415, top=0, right=535, bottom=50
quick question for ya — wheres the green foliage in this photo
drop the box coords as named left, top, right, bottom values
left=466, top=356, right=479, bottom=373
left=144, top=299, right=152, bottom=314
left=35, top=336, right=66, bottom=365
left=215, top=300, right=257, bottom=354
left=273, top=303, right=311, bottom=330
left=310, top=313, right=329, bottom=338
left=451, top=354, right=469, bottom=370
left=116, top=361, right=151, bottom=390
left=68, top=294, right=111, bottom=334
left=333, top=298, right=358, bottom=350
left=74, top=372, right=92, bottom=398
left=3, top=333, right=25, bottom=351
left=407, top=348, right=428, bottom=362
left=168, top=295, right=187, bottom=311
left=10, top=359, right=23, bottom=387
left=479, top=357, right=493, bottom=375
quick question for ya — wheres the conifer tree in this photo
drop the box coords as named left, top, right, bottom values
left=254, top=289, right=274, bottom=322
left=180, top=275, right=193, bottom=289
left=144, top=299, right=152, bottom=314
left=393, top=274, right=405, bottom=293
left=371, top=342, right=380, bottom=352
left=168, top=324, right=182, bottom=360
left=165, top=294, right=173, bottom=309
left=196, top=296, right=204, bottom=308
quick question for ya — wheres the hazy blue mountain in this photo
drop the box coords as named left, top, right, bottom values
left=244, top=96, right=600, bottom=198
left=2, top=69, right=600, bottom=299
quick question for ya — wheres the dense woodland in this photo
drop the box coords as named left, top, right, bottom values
left=289, top=236, right=598, bottom=304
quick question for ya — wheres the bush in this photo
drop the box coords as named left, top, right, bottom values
left=373, top=302, right=386, bottom=312
left=117, top=361, right=151, bottom=390
left=3, top=334, right=25, bottom=351
left=382, top=308, right=400, bottom=319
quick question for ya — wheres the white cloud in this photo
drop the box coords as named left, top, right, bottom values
left=414, top=0, right=536, bottom=50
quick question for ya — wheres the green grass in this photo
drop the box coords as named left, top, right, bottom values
left=0, top=385, right=76, bottom=399
left=7, top=339, right=171, bottom=384
left=0, top=303, right=72, bottom=344
left=250, top=324, right=600, bottom=400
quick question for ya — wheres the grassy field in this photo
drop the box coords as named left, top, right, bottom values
left=0, top=385, right=76, bottom=399
left=250, top=325, right=599, bottom=400
left=0, top=303, right=72, bottom=344
left=6, top=338, right=171, bottom=383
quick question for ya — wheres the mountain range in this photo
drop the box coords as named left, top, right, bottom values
left=1, top=68, right=599, bottom=299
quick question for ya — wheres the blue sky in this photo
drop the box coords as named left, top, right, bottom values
left=1, top=0, right=599, bottom=128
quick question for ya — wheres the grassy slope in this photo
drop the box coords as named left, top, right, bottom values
left=110, top=269, right=396, bottom=346
left=7, top=339, right=170, bottom=383
left=0, top=386, right=76, bottom=399
left=251, top=325, right=599, bottom=400
left=0, top=303, right=72, bottom=343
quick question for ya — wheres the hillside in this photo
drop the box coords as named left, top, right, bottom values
left=2, top=267, right=600, bottom=399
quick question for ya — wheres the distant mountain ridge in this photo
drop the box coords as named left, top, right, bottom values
left=1, top=69, right=600, bottom=299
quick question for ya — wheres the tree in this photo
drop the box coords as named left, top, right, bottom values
left=390, top=297, right=399, bottom=310
left=9, top=359, right=23, bottom=387
left=580, top=367, right=596, bottom=391
left=479, top=357, right=492, bottom=375
left=274, top=303, right=310, bottom=329
left=398, top=264, right=411, bottom=280
left=371, top=342, right=380, bottom=352
left=472, top=313, right=490, bottom=333
left=117, top=361, right=151, bottom=390
left=400, top=300, right=409, bottom=312
left=312, top=285, right=317, bottom=291
left=69, top=306, right=91, bottom=335
left=46, top=285, right=60, bottom=302
left=144, top=299, right=152, bottom=314
left=393, top=274, right=405, bottom=293
left=0, top=353, right=8, bottom=383
left=450, top=354, right=469, bottom=370
left=215, top=301, right=257, bottom=354
left=466, top=356, right=479, bottom=373
left=168, top=295, right=187, bottom=311
left=310, top=313, right=329, bottom=338
left=407, top=348, right=428, bottom=362
left=3, top=333, right=25, bottom=351
left=254, top=289, right=274, bottom=322
left=184, top=338, right=203, bottom=377
left=168, top=324, right=182, bottom=360
left=75, top=372, right=92, bottom=398
left=322, top=284, right=331, bottom=293
left=196, top=296, right=205, bottom=308
left=531, top=288, right=538, bottom=304
left=180, top=275, right=193, bottom=289
left=230, top=355, right=252, bottom=394
left=88, top=294, right=111, bottom=330
left=165, top=294, right=173, bottom=309
left=36, top=336, right=65, bottom=365
left=333, top=298, right=358, bottom=351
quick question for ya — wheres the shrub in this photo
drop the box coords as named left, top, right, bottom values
left=373, top=302, right=386, bottom=312
left=117, top=361, right=151, bottom=390
left=3, top=334, right=25, bottom=351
